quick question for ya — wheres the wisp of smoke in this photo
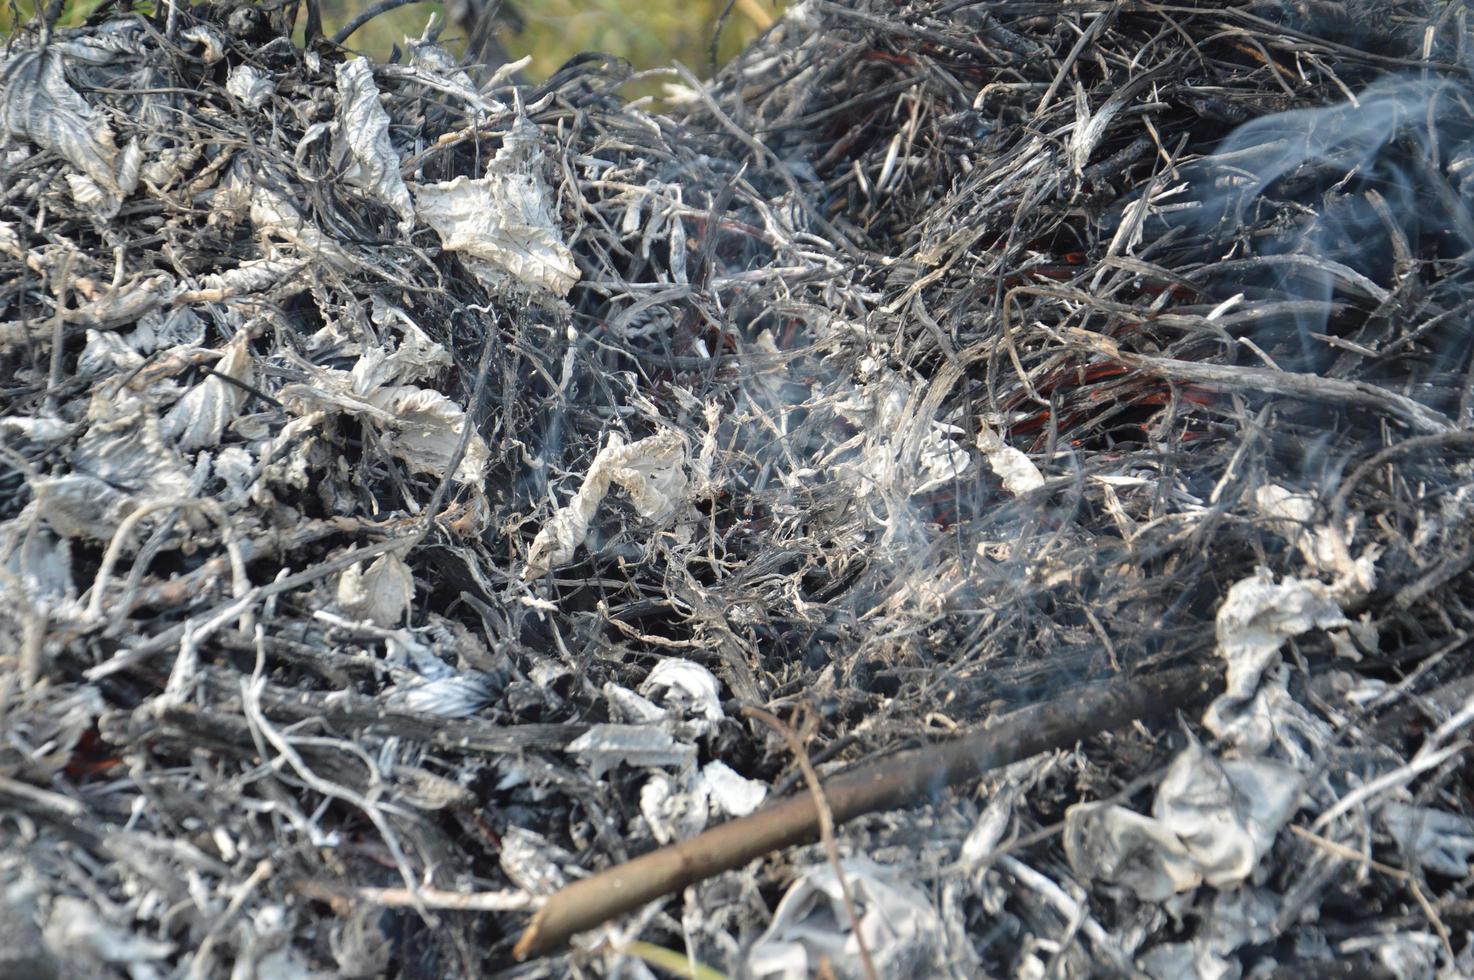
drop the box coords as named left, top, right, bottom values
left=1158, top=74, right=1474, bottom=375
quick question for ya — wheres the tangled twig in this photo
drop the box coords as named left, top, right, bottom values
left=514, top=664, right=1222, bottom=958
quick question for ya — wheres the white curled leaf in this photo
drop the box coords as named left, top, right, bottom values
left=499, top=826, right=572, bottom=896
left=641, top=770, right=709, bottom=844
left=383, top=673, right=497, bottom=718
left=565, top=724, right=696, bottom=779
left=404, top=36, right=487, bottom=96
left=1152, top=744, right=1302, bottom=887
left=603, top=682, right=665, bottom=725
left=249, top=181, right=349, bottom=264
left=749, top=857, right=946, bottom=979
left=1204, top=567, right=1349, bottom=741
left=1064, top=801, right=1202, bottom=902
left=116, top=137, right=141, bottom=196
left=363, top=385, right=489, bottom=483
left=0, top=415, right=71, bottom=445
left=412, top=118, right=578, bottom=295
left=226, top=64, right=275, bottom=110
left=1, top=49, right=122, bottom=204
left=139, top=142, right=200, bottom=191
left=1254, top=483, right=1376, bottom=590
left=978, top=422, right=1043, bottom=495
left=366, top=296, right=453, bottom=384
left=279, top=368, right=489, bottom=484
left=74, top=397, right=194, bottom=500
left=700, top=760, right=766, bottom=817
left=1382, top=803, right=1474, bottom=877
left=79, top=329, right=144, bottom=376
left=213, top=446, right=256, bottom=506
left=179, top=24, right=227, bottom=64
left=413, top=173, right=579, bottom=294
left=186, top=257, right=308, bottom=301
left=1137, top=889, right=1278, bottom=980
left=66, top=173, right=110, bottom=209
left=134, top=307, right=206, bottom=352
left=525, top=430, right=688, bottom=577
left=336, top=58, right=415, bottom=235
left=28, top=475, right=135, bottom=540
left=337, top=551, right=415, bottom=627
left=641, top=762, right=767, bottom=845
left=43, top=896, right=175, bottom=969
left=1064, top=745, right=1301, bottom=901
left=163, top=331, right=253, bottom=450
left=640, top=658, right=724, bottom=724
left=0, top=524, right=75, bottom=610
left=68, top=273, right=172, bottom=329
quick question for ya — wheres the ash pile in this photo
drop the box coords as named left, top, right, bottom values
left=3, top=0, right=1474, bottom=977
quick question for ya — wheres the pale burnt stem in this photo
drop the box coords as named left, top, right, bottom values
left=513, top=663, right=1223, bottom=959
left=744, top=704, right=880, bottom=980
left=1061, top=327, right=1456, bottom=434
left=1118, top=354, right=1454, bottom=435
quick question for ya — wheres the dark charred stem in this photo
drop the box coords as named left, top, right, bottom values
left=302, top=0, right=323, bottom=44
left=513, top=663, right=1224, bottom=960
left=330, top=0, right=426, bottom=46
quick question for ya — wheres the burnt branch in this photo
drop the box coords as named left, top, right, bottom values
left=514, top=663, right=1223, bottom=959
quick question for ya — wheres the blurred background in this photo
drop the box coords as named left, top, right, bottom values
left=0, top=0, right=782, bottom=87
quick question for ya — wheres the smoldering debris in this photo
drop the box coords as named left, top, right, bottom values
left=1, top=0, right=1473, bottom=977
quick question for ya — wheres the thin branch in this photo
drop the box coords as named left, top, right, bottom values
left=1066, top=329, right=1453, bottom=435
left=331, top=0, right=426, bottom=45
left=514, top=664, right=1222, bottom=959
left=293, top=878, right=537, bottom=913
left=744, top=704, right=879, bottom=980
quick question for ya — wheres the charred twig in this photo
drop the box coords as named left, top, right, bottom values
left=293, top=878, right=537, bottom=913
left=1070, top=334, right=1454, bottom=434
left=1329, top=430, right=1474, bottom=520
left=330, top=0, right=428, bottom=44
left=513, top=664, right=1222, bottom=959
left=744, top=704, right=879, bottom=980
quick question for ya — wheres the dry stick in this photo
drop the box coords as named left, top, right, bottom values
left=84, top=536, right=414, bottom=680
left=293, top=878, right=536, bottom=913
left=514, top=663, right=1223, bottom=960
left=1123, top=354, right=1454, bottom=435
left=1288, top=825, right=1453, bottom=961
left=744, top=705, right=879, bottom=980
left=1065, top=329, right=1453, bottom=435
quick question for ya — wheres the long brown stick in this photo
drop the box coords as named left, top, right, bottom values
left=513, top=663, right=1222, bottom=959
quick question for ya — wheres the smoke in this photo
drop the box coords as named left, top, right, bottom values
left=1152, top=73, right=1474, bottom=378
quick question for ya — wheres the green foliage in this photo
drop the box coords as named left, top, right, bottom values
left=507, top=0, right=769, bottom=79
left=2, top=0, right=779, bottom=87
left=2, top=0, right=119, bottom=33
left=318, top=0, right=445, bottom=54
left=326, top=0, right=776, bottom=86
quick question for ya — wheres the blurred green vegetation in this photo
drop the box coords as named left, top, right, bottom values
left=2, top=0, right=115, bottom=31
left=0, top=0, right=779, bottom=87
left=501, top=0, right=774, bottom=80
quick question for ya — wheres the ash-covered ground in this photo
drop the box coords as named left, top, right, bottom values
left=2, top=1, right=1474, bottom=977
